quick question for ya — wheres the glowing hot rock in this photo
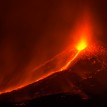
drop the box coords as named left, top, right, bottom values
left=76, top=37, right=87, bottom=51
left=60, top=37, right=88, bottom=71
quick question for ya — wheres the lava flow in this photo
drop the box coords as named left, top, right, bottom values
left=0, top=10, right=93, bottom=94
left=60, top=36, right=88, bottom=71
left=0, top=28, right=89, bottom=94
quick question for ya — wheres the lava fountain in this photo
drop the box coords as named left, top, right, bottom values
left=76, top=37, right=87, bottom=51
left=60, top=36, right=88, bottom=71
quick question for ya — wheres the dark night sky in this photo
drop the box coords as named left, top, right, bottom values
left=0, top=0, right=107, bottom=92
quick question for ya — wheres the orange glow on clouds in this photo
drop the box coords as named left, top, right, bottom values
left=60, top=10, right=92, bottom=71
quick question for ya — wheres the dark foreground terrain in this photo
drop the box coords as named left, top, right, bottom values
left=0, top=56, right=107, bottom=107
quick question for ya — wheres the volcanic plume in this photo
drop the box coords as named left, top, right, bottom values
left=0, top=2, right=106, bottom=104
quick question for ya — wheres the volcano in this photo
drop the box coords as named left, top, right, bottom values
left=0, top=52, right=107, bottom=107
left=0, top=1, right=107, bottom=107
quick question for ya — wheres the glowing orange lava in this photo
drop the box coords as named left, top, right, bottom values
left=60, top=51, right=80, bottom=71
left=60, top=35, right=88, bottom=71
left=76, top=37, right=87, bottom=51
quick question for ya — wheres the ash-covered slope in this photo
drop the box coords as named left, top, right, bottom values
left=0, top=55, right=107, bottom=106
left=0, top=70, right=84, bottom=103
